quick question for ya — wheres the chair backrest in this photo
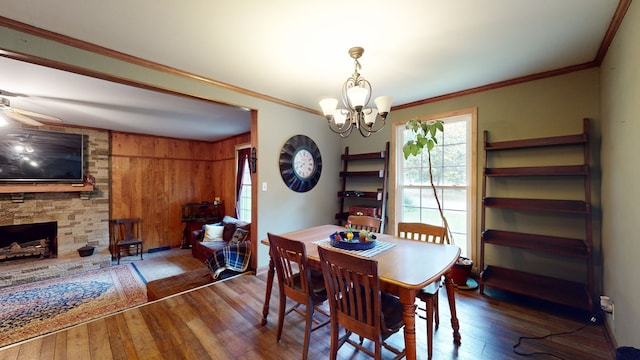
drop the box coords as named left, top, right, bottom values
left=111, top=218, right=142, bottom=241
left=347, top=215, right=382, bottom=233
left=318, top=246, right=382, bottom=342
left=267, top=233, right=321, bottom=304
left=397, top=222, right=447, bottom=244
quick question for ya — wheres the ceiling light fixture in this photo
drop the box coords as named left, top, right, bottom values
left=319, top=47, right=392, bottom=138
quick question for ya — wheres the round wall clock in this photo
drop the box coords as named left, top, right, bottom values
left=279, top=135, right=322, bottom=192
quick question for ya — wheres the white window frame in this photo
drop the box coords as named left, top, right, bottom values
left=236, top=144, right=252, bottom=223
left=394, top=108, right=477, bottom=261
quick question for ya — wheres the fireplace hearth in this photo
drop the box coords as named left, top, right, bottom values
left=0, top=222, right=58, bottom=262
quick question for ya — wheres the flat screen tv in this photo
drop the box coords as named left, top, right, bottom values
left=0, top=127, right=84, bottom=182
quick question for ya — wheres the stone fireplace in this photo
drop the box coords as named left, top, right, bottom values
left=0, top=126, right=112, bottom=288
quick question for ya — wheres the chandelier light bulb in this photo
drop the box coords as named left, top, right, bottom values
left=319, top=98, right=338, bottom=119
left=333, top=110, right=348, bottom=126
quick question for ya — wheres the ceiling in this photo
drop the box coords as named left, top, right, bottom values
left=0, top=1, right=623, bottom=141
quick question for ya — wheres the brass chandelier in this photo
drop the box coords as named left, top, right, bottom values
left=319, top=47, right=392, bottom=138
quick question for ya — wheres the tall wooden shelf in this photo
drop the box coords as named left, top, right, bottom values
left=479, top=118, right=594, bottom=313
left=336, top=142, right=389, bottom=233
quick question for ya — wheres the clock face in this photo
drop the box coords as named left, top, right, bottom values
left=279, top=135, right=322, bottom=192
left=293, top=149, right=315, bottom=179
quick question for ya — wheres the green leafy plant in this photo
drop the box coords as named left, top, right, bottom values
left=401, top=119, right=453, bottom=244
left=402, top=119, right=444, bottom=159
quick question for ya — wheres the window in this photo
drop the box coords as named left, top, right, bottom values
left=395, top=109, right=477, bottom=259
left=236, top=147, right=252, bottom=223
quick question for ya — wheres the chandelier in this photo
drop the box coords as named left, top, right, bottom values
left=319, top=47, right=392, bottom=138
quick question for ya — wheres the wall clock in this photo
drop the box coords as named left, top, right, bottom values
left=279, top=135, right=322, bottom=193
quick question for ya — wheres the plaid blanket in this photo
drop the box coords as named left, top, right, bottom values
left=205, top=241, right=251, bottom=279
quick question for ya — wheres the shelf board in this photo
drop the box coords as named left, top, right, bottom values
left=483, top=197, right=588, bottom=213
left=482, top=229, right=589, bottom=257
left=481, top=265, right=592, bottom=311
left=341, top=151, right=386, bottom=161
left=485, top=133, right=587, bottom=151
left=337, top=191, right=381, bottom=200
left=0, top=183, right=94, bottom=194
left=339, top=170, right=384, bottom=178
left=484, top=165, right=588, bottom=177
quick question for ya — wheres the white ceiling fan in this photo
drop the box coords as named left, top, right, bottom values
left=0, top=89, right=63, bottom=126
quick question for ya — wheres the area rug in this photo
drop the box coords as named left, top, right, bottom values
left=0, top=264, right=147, bottom=348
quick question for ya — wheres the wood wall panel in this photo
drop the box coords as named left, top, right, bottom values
left=110, top=131, right=251, bottom=250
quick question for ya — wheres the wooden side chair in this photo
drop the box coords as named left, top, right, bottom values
left=318, top=246, right=405, bottom=360
left=397, top=221, right=447, bottom=359
left=347, top=215, right=382, bottom=233
left=110, top=218, right=143, bottom=265
left=267, top=233, right=330, bottom=360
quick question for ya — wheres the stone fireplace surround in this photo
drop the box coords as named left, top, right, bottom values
left=0, top=127, right=112, bottom=289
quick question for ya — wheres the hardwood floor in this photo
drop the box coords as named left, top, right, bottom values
left=0, top=248, right=615, bottom=359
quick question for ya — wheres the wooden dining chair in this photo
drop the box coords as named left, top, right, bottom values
left=267, top=233, right=330, bottom=360
left=397, top=221, right=447, bottom=360
left=110, top=218, right=143, bottom=265
left=318, top=246, right=405, bottom=360
left=347, top=215, right=382, bottom=233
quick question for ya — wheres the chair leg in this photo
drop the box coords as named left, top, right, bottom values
left=329, top=323, right=341, bottom=360
left=276, top=291, right=286, bottom=342
left=426, top=295, right=435, bottom=360
left=301, top=305, right=314, bottom=360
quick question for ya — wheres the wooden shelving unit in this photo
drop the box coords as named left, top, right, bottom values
left=479, top=118, right=594, bottom=313
left=336, top=142, right=389, bottom=233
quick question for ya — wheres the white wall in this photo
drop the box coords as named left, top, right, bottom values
left=600, top=0, right=640, bottom=349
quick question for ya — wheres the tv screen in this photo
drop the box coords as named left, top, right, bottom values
left=0, top=128, right=84, bottom=182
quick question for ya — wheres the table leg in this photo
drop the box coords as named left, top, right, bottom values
left=443, top=271, right=461, bottom=345
left=261, top=257, right=275, bottom=325
left=399, top=290, right=418, bottom=360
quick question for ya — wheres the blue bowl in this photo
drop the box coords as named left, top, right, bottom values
left=329, top=232, right=376, bottom=250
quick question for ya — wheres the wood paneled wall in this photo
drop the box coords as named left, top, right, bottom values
left=110, top=131, right=251, bottom=250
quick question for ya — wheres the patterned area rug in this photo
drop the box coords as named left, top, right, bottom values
left=0, top=264, right=147, bottom=348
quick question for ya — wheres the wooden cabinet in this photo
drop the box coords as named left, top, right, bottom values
left=479, top=119, right=594, bottom=313
left=336, top=142, right=389, bottom=233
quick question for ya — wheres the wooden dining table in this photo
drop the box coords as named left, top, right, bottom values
left=260, top=224, right=462, bottom=360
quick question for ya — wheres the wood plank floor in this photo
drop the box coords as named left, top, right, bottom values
left=0, top=248, right=615, bottom=359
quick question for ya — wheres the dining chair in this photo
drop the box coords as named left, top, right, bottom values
left=318, top=246, right=405, bottom=360
left=110, top=218, right=143, bottom=265
left=267, top=233, right=330, bottom=360
left=397, top=221, right=447, bottom=360
left=347, top=215, right=382, bottom=233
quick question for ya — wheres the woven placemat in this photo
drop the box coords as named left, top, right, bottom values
left=313, top=238, right=396, bottom=258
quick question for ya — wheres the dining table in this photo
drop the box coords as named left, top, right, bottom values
left=260, top=224, right=462, bottom=360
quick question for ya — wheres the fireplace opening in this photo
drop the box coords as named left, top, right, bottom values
left=0, top=222, right=58, bottom=262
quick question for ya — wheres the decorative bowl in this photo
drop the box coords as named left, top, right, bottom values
left=77, top=245, right=95, bottom=257
left=329, top=232, right=376, bottom=250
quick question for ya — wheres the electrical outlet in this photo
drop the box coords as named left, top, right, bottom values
left=600, top=295, right=614, bottom=320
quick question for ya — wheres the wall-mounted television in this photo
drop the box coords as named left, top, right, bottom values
left=0, top=127, right=84, bottom=182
